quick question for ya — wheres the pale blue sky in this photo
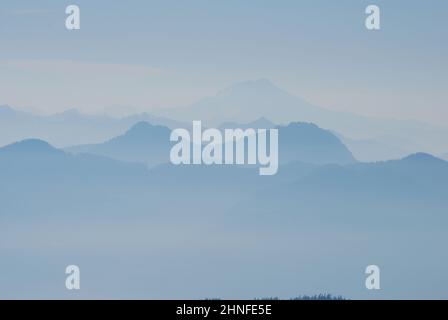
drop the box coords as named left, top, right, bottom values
left=0, top=0, right=447, bottom=125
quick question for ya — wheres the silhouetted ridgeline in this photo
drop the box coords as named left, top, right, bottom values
left=65, top=120, right=355, bottom=167
left=1, top=128, right=448, bottom=299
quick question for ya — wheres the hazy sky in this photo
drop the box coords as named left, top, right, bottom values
left=0, top=0, right=447, bottom=125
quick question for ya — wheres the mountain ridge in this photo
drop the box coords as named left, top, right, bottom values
left=66, top=120, right=357, bottom=167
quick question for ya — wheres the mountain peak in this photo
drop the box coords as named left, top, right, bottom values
left=249, top=116, right=275, bottom=128
left=276, top=122, right=356, bottom=165
left=126, top=121, right=170, bottom=135
left=162, top=78, right=321, bottom=126
left=280, top=122, right=321, bottom=132
left=110, top=121, right=172, bottom=144
left=0, top=139, right=64, bottom=156
left=401, top=152, right=445, bottom=164
left=278, top=122, right=343, bottom=146
left=51, top=108, right=84, bottom=120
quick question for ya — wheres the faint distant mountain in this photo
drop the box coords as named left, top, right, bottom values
left=101, top=105, right=143, bottom=118
left=0, top=106, right=186, bottom=148
left=66, top=122, right=172, bottom=167
left=161, top=79, right=322, bottom=126
left=0, top=106, right=125, bottom=147
left=156, top=79, right=448, bottom=156
left=120, top=112, right=188, bottom=130
left=51, top=108, right=93, bottom=121
left=3, top=79, right=448, bottom=157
